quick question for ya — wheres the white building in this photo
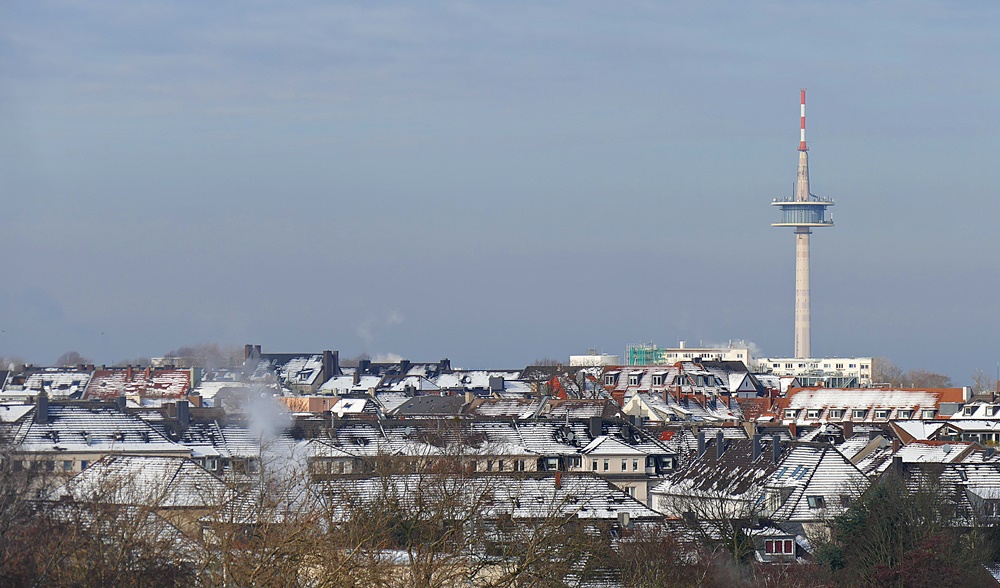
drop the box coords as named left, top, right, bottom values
left=626, top=341, right=754, bottom=368
left=760, top=357, right=873, bottom=388
left=569, top=352, right=621, bottom=367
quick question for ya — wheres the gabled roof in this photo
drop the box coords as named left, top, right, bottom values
left=581, top=435, right=647, bottom=456
left=652, top=438, right=781, bottom=499
left=764, top=443, right=868, bottom=522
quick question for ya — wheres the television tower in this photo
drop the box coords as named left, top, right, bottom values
left=771, top=89, right=834, bottom=359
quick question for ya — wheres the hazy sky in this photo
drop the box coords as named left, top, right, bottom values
left=2, top=1, right=999, bottom=381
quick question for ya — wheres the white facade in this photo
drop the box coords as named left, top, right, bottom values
left=569, top=353, right=621, bottom=367
left=760, top=357, right=873, bottom=388
left=627, top=341, right=753, bottom=368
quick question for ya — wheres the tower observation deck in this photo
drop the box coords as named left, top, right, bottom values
left=771, top=89, right=834, bottom=359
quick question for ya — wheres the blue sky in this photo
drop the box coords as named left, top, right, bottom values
left=2, top=1, right=999, bottom=380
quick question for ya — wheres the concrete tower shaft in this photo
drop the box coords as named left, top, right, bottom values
left=771, top=88, right=833, bottom=360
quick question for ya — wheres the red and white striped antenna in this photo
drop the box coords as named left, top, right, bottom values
left=798, top=88, right=808, bottom=152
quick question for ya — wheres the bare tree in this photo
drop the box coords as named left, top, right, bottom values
left=54, top=351, right=90, bottom=366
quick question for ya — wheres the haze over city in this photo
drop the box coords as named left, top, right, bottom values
left=2, top=2, right=999, bottom=382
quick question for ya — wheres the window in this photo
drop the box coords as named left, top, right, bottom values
left=861, top=364, right=870, bottom=370
left=652, top=374, right=664, bottom=386
left=807, top=495, right=826, bottom=509
left=806, top=409, right=820, bottom=419
left=922, top=409, right=936, bottom=419
left=829, top=409, right=844, bottom=419
left=798, top=363, right=805, bottom=368
left=627, top=486, right=636, bottom=497
left=823, top=363, right=830, bottom=368
left=874, top=410, right=889, bottom=420
left=836, top=363, right=844, bottom=369
left=785, top=409, right=798, bottom=419
left=964, top=406, right=976, bottom=416
left=592, top=460, right=598, bottom=471
left=852, top=409, right=867, bottom=419
left=487, top=460, right=494, bottom=471
left=633, top=459, right=639, bottom=471
left=604, top=374, right=618, bottom=386
left=622, top=459, right=628, bottom=471
left=604, top=459, right=609, bottom=471
left=849, top=363, right=856, bottom=369
left=785, top=363, right=793, bottom=369
left=764, top=539, right=794, bottom=555
left=773, top=363, right=780, bottom=368
left=62, top=460, right=73, bottom=472
left=628, top=374, right=641, bottom=386
left=499, top=459, right=505, bottom=471
left=899, top=410, right=913, bottom=419
left=80, top=460, right=88, bottom=471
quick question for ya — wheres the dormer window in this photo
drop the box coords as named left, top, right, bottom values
left=604, top=373, right=619, bottom=386
left=964, top=406, right=976, bottom=416
left=898, top=410, right=913, bottom=419
left=785, top=409, right=799, bottom=419
left=628, top=374, right=641, bottom=387
left=922, top=409, right=937, bottom=419
left=764, top=539, right=794, bottom=555
left=806, top=495, right=826, bottom=509
left=806, top=409, right=820, bottom=419
left=874, top=410, right=889, bottom=420
left=828, top=409, right=844, bottom=419
left=852, top=409, right=867, bottom=419
left=652, top=374, right=665, bottom=387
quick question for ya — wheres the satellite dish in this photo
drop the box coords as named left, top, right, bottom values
left=337, top=409, right=345, bottom=419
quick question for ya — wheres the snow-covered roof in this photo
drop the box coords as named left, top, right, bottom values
left=85, top=369, right=191, bottom=400
left=11, top=404, right=188, bottom=456
left=53, top=455, right=229, bottom=508
left=6, top=369, right=92, bottom=399
left=319, top=473, right=661, bottom=522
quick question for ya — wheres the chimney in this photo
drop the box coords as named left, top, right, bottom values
left=715, top=430, right=725, bottom=460
left=772, top=436, right=782, bottom=463
left=368, top=387, right=376, bottom=398
left=440, top=358, right=451, bottom=372
left=398, top=359, right=411, bottom=374
left=555, top=471, right=562, bottom=490
left=127, top=365, right=133, bottom=381
left=465, top=390, right=474, bottom=404
left=176, top=400, right=190, bottom=428
left=842, top=421, right=853, bottom=440
left=254, top=345, right=261, bottom=358
left=752, top=434, right=762, bottom=460
left=789, top=422, right=797, bottom=438
left=697, top=431, right=706, bottom=457
left=244, top=344, right=254, bottom=360
left=892, top=438, right=900, bottom=454
left=892, top=455, right=904, bottom=475
left=358, top=359, right=371, bottom=373
left=352, top=372, right=360, bottom=386
left=589, top=416, right=603, bottom=438
left=323, top=350, right=341, bottom=379
left=115, top=396, right=127, bottom=411
left=35, top=391, right=49, bottom=425
left=144, top=366, right=151, bottom=379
